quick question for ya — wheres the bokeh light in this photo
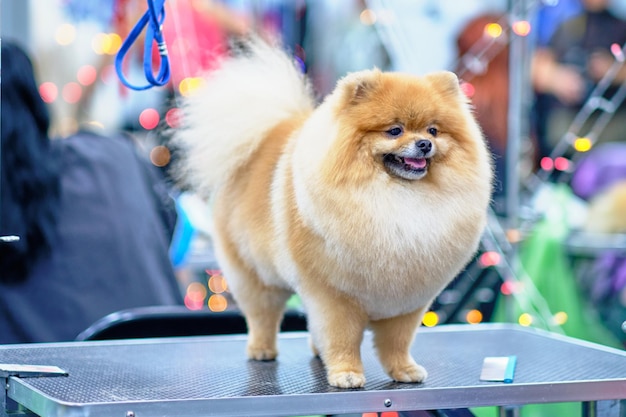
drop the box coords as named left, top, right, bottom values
left=554, top=156, right=570, bottom=171
left=150, top=145, right=171, bottom=167
left=39, top=82, right=58, bottom=103
left=553, top=311, right=568, bottom=326
left=165, top=107, right=183, bottom=128
left=611, top=43, right=624, bottom=61
left=208, top=294, right=228, bottom=312
left=184, top=282, right=207, bottom=310
left=422, top=311, right=439, bottom=327
left=500, top=280, right=518, bottom=296
left=479, top=251, right=501, bottom=267
left=55, top=23, right=76, bottom=45
left=91, top=33, right=122, bottom=55
left=139, top=108, right=160, bottom=130
left=573, top=137, right=592, bottom=153
left=466, top=309, right=483, bottom=324
left=460, top=81, right=475, bottom=98
left=77, top=65, right=98, bottom=86
left=484, top=22, right=503, bottom=38
left=106, top=33, right=122, bottom=55
left=208, top=274, right=228, bottom=294
left=62, top=82, right=82, bottom=104
left=518, top=313, right=533, bottom=326
left=178, top=77, right=204, bottom=96
left=360, top=9, right=377, bottom=25
left=512, top=20, right=531, bottom=36
left=92, top=33, right=109, bottom=55
left=540, top=156, right=554, bottom=171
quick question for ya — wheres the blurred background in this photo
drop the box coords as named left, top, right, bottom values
left=2, top=0, right=626, bottom=353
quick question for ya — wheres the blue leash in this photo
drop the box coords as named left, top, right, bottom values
left=115, top=0, right=171, bottom=90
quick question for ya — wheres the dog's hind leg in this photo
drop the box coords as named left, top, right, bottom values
left=370, top=307, right=428, bottom=383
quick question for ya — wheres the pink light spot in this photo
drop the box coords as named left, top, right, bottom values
left=77, top=65, right=97, bottom=86
left=139, top=108, right=160, bottom=130
left=39, top=82, right=58, bottom=103
left=62, top=82, right=82, bottom=104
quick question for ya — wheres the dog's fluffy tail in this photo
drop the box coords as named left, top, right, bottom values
left=172, top=38, right=315, bottom=195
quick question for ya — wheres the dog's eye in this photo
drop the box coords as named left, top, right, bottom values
left=386, top=127, right=403, bottom=137
left=427, top=127, right=438, bottom=136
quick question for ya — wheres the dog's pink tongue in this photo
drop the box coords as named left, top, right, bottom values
left=405, top=158, right=427, bottom=169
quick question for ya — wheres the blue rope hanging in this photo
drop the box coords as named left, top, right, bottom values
left=115, top=0, right=171, bottom=90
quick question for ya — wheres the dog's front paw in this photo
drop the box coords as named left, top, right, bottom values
left=247, top=344, right=278, bottom=361
left=389, top=361, right=428, bottom=383
left=328, top=371, right=366, bottom=388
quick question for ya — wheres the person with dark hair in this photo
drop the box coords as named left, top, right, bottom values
left=455, top=13, right=513, bottom=212
left=532, top=0, right=626, bottom=158
left=0, top=42, right=183, bottom=344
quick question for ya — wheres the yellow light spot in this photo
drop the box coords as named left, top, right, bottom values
left=553, top=311, right=568, bottom=326
left=55, top=23, right=76, bottom=46
left=360, top=9, right=377, bottom=25
left=466, top=309, right=483, bottom=324
left=208, top=294, right=228, bottom=312
left=208, top=274, right=228, bottom=294
left=178, top=77, right=205, bottom=96
left=574, top=137, right=592, bottom=152
left=91, top=33, right=108, bottom=55
left=484, top=23, right=502, bottom=38
left=106, top=33, right=122, bottom=55
left=422, top=311, right=439, bottom=327
left=518, top=313, right=533, bottom=326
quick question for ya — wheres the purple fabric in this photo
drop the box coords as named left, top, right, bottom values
left=571, top=143, right=626, bottom=200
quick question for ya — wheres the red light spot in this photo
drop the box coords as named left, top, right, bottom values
left=39, top=82, right=58, bottom=103
left=165, top=107, right=183, bottom=128
left=62, top=82, right=82, bottom=103
left=381, top=412, right=399, bottom=417
left=139, top=108, right=160, bottom=130
left=554, top=157, right=569, bottom=171
left=500, top=280, right=516, bottom=295
left=460, top=81, right=475, bottom=98
left=479, top=251, right=501, bottom=267
left=77, top=65, right=97, bottom=86
left=540, top=157, right=553, bottom=171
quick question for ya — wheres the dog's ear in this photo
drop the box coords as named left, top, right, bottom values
left=426, top=71, right=462, bottom=97
left=337, top=69, right=382, bottom=105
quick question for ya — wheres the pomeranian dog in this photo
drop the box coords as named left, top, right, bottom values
left=173, top=40, right=493, bottom=388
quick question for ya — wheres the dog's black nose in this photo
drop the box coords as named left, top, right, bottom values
left=416, top=139, right=432, bottom=154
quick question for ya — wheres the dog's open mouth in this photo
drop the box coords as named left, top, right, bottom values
left=383, top=154, right=430, bottom=180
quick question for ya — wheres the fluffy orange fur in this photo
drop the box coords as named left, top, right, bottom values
left=174, top=40, right=493, bottom=388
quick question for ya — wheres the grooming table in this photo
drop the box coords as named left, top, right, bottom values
left=1, top=323, right=625, bottom=417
